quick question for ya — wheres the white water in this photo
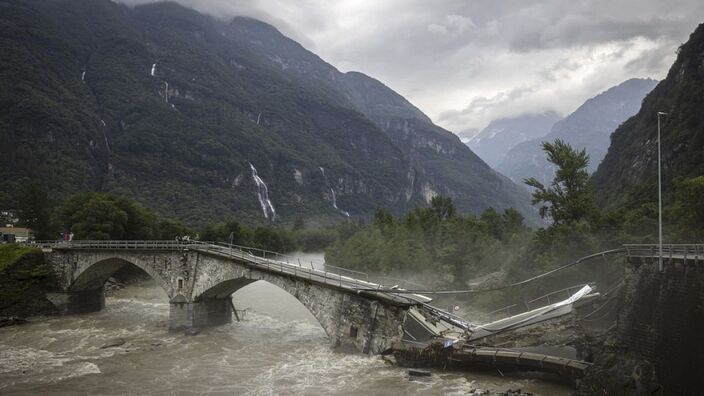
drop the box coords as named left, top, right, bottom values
left=249, top=163, right=276, bottom=221
left=0, top=281, right=571, bottom=395
left=81, top=71, right=85, bottom=81
left=103, top=133, right=111, bottom=153
left=150, top=63, right=156, bottom=76
left=330, top=188, right=350, bottom=218
left=320, top=167, right=350, bottom=218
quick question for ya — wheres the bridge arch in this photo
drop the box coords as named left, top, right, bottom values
left=194, top=276, right=343, bottom=339
left=68, top=255, right=173, bottom=298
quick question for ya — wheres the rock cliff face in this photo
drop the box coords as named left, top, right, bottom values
left=497, top=79, right=657, bottom=189
left=579, top=258, right=704, bottom=395
left=0, top=0, right=534, bottom=225
left=593, top=24, right=704, bottom=206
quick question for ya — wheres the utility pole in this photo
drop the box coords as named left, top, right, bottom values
left=657, top=111, right=667, bottom=272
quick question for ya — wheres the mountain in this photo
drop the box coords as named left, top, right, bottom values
left=457, top=128, right=479, bottom=144
left=497, top=78, right=658, bottom=188
left=468, top=112, right=562, bottom=168
left=593, top=23, right=704, bottom=206
left=0, top=0, right=535, bottom=226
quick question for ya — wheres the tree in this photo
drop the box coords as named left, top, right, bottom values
left=16, top=181, right=54, bottom=239
left=480, top=207, right=526, bottom=240
left=60, top=192, right=180, bottom=240
left=61, top=192, right=129, bottom=240
left=373, top=208, right=394, bottom=228
left=524, top=139, right=597, bottom=226
left=430, top=196, right=456, bottom=221
left=673, top=176, right=704, bottom=241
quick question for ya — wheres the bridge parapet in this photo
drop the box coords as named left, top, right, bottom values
left=624, top=244, right=704, bottom=267
left=39, top=240, right=420, bottom=353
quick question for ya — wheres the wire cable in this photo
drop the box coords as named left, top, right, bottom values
left=360, top=248, right=625, bottom=295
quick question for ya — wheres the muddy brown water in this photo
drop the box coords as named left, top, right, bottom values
left=0, top=253, right=572, bottom=395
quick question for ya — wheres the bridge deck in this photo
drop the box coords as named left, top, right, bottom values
left=454, top=346, right=591, bottom=373
left=41, top=240, right=431, bottom=307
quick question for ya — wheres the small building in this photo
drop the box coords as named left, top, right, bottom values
left=0, top=226, right=33, bottom=243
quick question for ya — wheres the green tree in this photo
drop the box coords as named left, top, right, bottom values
left=16, top=181, right=55, bottom=239
left=673, top=176, right=704, bottom=241
left=524, top=139, right=597, bottom=226
left=251, top=227, right=295, bottom=252
left=430, top=196, right=456, bottom=221
left=62, top=192, right=129, bottom=240
left=373, top=208, right=394, bottom=228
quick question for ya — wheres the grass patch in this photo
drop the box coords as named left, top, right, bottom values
left=0, top=244, right=41, bottom=272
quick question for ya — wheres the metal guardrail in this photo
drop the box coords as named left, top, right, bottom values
left=487, top=283, right=593, bottom=318
left=623, top=244, right=704, bottom=261
left=30, top=240, right=426, bottom=299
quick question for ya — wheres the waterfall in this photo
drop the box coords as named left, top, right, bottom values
left=81, top=71, right=86, bottom=81
left=330, top=188, right=350, bottom=218
left=249, top=163, right=276, bottom=221
left=150, top=63, right=156, bottom=76
left=100, top=120, right=110, bottom=153
left=320, top=167, right=350, bottom=218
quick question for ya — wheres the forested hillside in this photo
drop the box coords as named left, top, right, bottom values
left=0, top=0, right=534, bottom=226
left=593, top=24, right=704, bottom=207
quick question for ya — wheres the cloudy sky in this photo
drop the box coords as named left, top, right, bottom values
left=119, top=0, right=704, bottom=135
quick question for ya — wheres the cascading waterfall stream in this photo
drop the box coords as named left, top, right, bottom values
left=329, top=188, right=350, bottom=218
left=150, top=63, right=156, bottom=76
left=249, top=163, right=276, bottom=221
left=319, top=167, right=350, bottom=218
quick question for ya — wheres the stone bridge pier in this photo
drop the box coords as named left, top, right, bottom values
left=45, top=248, right=410, bottom=354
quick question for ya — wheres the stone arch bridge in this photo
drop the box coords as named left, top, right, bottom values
left=42, top=240, right=431, bottom=354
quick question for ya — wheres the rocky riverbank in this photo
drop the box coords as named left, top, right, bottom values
left=0, top=245, right=59, bottom=322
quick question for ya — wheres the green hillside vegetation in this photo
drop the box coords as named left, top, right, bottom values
left=593, top=23, right=704, bottom=207
left=1, top=0, right=534, bottom=227
left=326, top=137, right=704, bottom=309
left=0, top=244, right=58, bottom=317
left=0, top=245, right=41, bottom=272
left=14, top=188, right=344, bottom=254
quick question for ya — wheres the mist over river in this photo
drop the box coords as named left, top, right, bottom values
left=0, top=254, right=571, bottom=395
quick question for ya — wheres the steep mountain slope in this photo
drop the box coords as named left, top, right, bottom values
left=468, top=112, right=562, bottom=167
left=457, top=128, right=479, bottom=144
left=497, top=78, right=658, bottom=188
left=225, top=17, right=536, bottom=219
left=593, top=24, right=704, bottom=206
left=0, top=0, right=535, bottom=225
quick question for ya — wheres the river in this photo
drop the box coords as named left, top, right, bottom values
left=0, top=254, right=572, bottom=395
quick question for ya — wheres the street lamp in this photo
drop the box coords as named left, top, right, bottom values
left=229, top=231, right=234, bottom=256
left=657, top=111, right=667, bottom=272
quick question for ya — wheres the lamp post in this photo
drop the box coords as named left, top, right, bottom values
left=229, top=231, right=234, bottom=256
left=657, top=111, right=667, bottom=272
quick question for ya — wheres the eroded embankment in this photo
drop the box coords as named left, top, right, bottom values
left=0, top=245, right=59, bottom=321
